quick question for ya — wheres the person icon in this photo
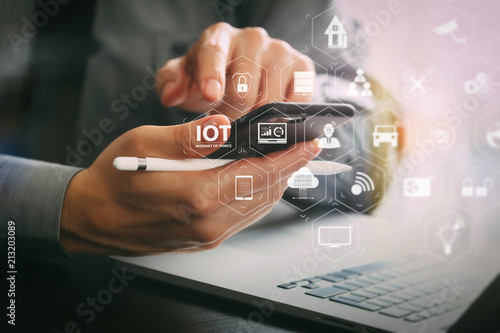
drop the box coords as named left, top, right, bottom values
left=347, top=82, right=359, bottom=96
left=361, top=82, right=373, bottom=96
left=318, top=123, right=341, bottom=149
left=354, top=68, right=366, bottom=83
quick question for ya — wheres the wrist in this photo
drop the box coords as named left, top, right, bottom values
left=60, top=169, right=100, bottom=254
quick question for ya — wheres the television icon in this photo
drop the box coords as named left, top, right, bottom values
left=258, top=123, right=287, bottom=144
left=318, top=226, right=352, bottom=248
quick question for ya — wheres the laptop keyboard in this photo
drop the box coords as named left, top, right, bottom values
left=277, top=256, right=473, bottom=323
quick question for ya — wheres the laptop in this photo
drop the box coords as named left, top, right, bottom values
left=112, top=202, right=499, bottom=332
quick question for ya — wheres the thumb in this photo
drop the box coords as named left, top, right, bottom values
left=150, top=115, right=231, bottom=159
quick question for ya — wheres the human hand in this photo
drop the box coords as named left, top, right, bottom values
left=60, top=115, right=321, bottom=255
left=156, top=22, right=315, bottom=119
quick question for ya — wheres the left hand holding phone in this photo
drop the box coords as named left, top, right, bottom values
left=60, top=115, right=321, bottom=255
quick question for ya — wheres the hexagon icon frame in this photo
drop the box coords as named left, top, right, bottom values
left=362, top=105, right=414, bottom=162
left=391, top=163, right=445, bottom=214
left=424, top=6, right=474, bottom=59
left=217, top=55, right=268, bottom=114
left=311, top=208, right=360, bottom=263
left=425, top=209, right=474, bottom=265
left=279, top=158, right=327, bottom=212
left=334, top=156, right=386, bottom=214
left=334, top=56, right=386, bottom=113
left=311, top=5, right=360, bottom=61
left=449, top=54, right=500, bottom=101
left=217, top=158, right=270, bottom=216
left=473, top=96, right=500, bottom=162
left=303, top=106, right=355, bottom=162
left=188, top=109, right=237, bottom=160
left=248, top=106, right=296, bottom=161
left=279, top=56, right=328, bottom=108
left=451, top=160, right=499, bottom=214
left=393, top=55, right=444, bottom=113
left=426, top=118, right=469, bottom=164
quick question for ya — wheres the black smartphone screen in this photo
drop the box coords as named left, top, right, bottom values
left=206, top=102, right=355, bottom=159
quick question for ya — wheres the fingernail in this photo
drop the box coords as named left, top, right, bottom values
left=204, top=79, right=222, bottom=101
left=203, top=114, right=229, bottom=127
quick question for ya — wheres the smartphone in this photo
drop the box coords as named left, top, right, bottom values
left=207, top=102, right=355, bottom=159
left=235, top=175, right=253, bottom=200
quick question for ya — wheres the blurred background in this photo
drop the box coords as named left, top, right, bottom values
left=0, top=0, right=96, bottom=161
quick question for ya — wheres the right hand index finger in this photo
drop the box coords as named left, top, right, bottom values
left=193, top=22, right=234, bottom=102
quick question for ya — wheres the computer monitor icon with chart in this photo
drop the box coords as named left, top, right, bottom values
left=257, top=123, right=287, bottom=144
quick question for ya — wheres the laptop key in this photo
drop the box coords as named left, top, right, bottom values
left=345, top=279, right=371, bottom=288
left=373, top=284, right=399, bottom=293
left=329, top=270, right=358, bottom=279
left=367, top=273, right=388, bottom=282
left=305, top=286, right=347, bottom=299
left=307, top=277, right=321, bottom=283
left=333, top=282, right=359, bottom=291
left=351, top=290, right=378, bottom=299
left=318, top=274, right=344, bottom=283
left=338, top=293, right=366, bottom=302
left=378, top=270, right=397, bottom=279
left=357, top=277, right=381, bottom=285
left=363, top=287, right=385, bottom=296
left=277, top=283, right=297, bottom=289
left=398, top=290, right=421, bottom=300
left=380, top=307, right=413, bottom=318
left=373, top=297, right=396, bottom=306
left=302, top=283, right=320, bottom=289
left=397, top=303, right=423, bottom=312
left=389, top=292, right=413, bottom=301
left=330, top=297, right=382, bottom=311
left=366, top=299, right=392, bottom=308
left=387, top=280, right=412, bottom=289
left=378, top=295, right=405, bottom=304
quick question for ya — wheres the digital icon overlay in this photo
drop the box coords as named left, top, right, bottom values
left=288, top=167, right=319, bottom=200
left=404, top=178, right=431, bottom=198
left=318, top=225, right=352, bottom=248
left=325, top=15, right=347, bottom=48
left=373, top=125, right=398, bottom=148
left=294, top=71, right=315, bottom=96
left=318, top=123, right=341, bottom=149
left=257, top=123, right=287, bottom=144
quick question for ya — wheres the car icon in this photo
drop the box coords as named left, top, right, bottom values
left=373, top=125, right=398, bottom=147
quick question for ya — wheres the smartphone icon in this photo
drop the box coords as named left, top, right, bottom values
left=235, top=175, right=253, bottom=200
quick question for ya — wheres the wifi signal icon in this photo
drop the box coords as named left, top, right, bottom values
left=351, top=172, right=375, bottom=195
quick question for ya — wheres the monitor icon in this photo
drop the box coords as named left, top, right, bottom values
left=318, top=226, right=352, bottom=248
left=258, top=123, right=287, bottom=144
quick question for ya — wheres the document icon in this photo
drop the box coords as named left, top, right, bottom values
left=235, top=176, right=253, bottom=200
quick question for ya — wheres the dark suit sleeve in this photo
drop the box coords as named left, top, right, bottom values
left=0, top=155, right=82, bottom=257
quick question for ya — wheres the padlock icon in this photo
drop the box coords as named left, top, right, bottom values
left=476, top=178, right=493, bottom=197
left=461, top=178, right=474, bottom=197
left=237, top=76, right=248, bottom=93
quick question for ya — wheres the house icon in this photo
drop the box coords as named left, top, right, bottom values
left=324, top=15, right=347, bottom=49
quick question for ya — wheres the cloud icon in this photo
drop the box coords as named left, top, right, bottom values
left=288, top=167, right=319, bottom=189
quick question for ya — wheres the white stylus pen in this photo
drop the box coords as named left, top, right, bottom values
left=113, top=157, right=352, bottom=175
